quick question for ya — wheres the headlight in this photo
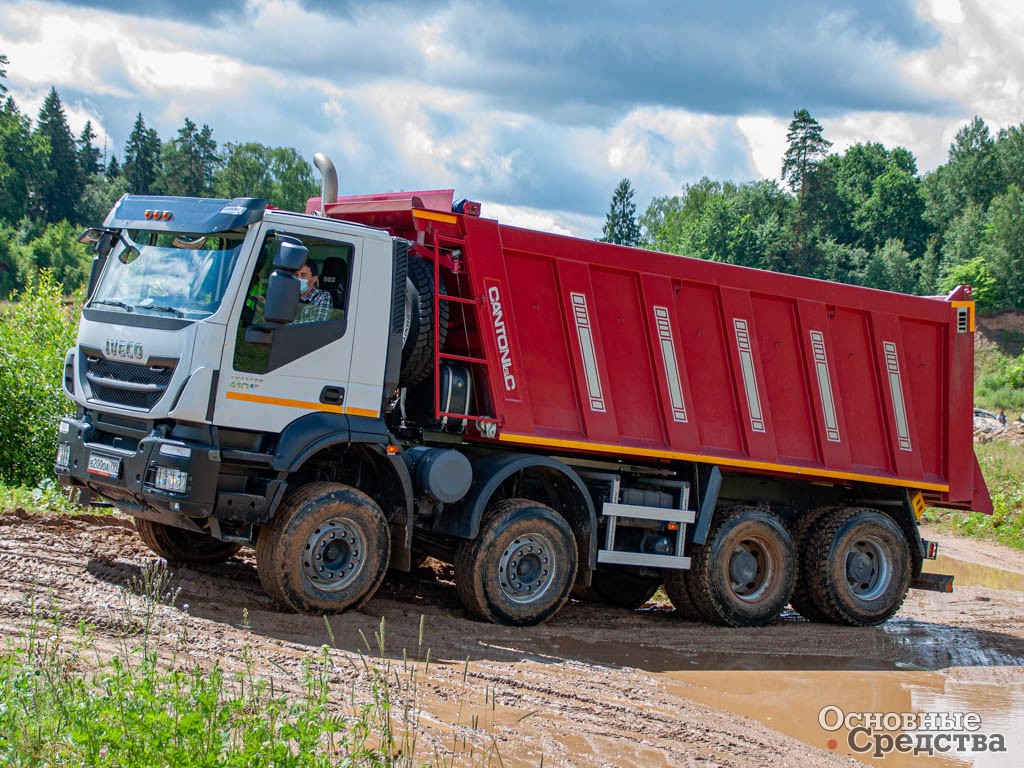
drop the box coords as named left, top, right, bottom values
left=152, top=466, right=189, bottom=494
left=56, top=443, right=71, bottom=469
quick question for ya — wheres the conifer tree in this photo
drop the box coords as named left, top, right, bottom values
left=77, top=120, right=102, bottom=177
left=782, top=108, right=831, bottom=274
left=600, top=178, right=642, bottom=246
left=33, top=87, right=82, bottom=223
left=122, top=112, right=160, bottom=194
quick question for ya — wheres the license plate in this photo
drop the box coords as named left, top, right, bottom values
left=87, top=452, right=121, bottom=478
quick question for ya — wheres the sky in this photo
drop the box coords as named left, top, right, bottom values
left=1, top=0, right=1022, bottom=237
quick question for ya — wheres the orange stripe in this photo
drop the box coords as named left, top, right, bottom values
left=412, top=209, right=458, bottom=225
left=226, top=390, right=378, bottom=418
left=497, top=432, right=950, bottom=493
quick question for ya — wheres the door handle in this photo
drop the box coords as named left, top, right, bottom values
left=320, top=386, right=345, bottom=405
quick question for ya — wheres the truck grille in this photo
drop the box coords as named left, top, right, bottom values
left=84, top=357, right=177, bottom=410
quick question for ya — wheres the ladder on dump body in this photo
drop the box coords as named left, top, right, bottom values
left=426, top=225, right=500, bottom=431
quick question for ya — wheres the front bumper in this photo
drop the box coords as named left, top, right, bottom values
left=55, top=413, right=220, bottom=519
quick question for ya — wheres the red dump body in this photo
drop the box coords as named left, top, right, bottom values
left=309, top=192, right=992, bottom=514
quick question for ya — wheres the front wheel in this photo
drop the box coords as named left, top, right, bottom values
left=135, top=518, right=242, bottom=563
left=802, top=508, right=911, bottom=626
left=256, top=483, right=390, bottom=614
left=455, top=499, right=577, bottom=626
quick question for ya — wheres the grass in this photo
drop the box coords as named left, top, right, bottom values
left=923, top=441, right=1024, bottom=550
left=0, top=479, right=92, bottom=517
left=0, top=562, right=511, bottom=768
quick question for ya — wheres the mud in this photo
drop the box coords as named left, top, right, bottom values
left=1, top=512, right=1022, bottom=766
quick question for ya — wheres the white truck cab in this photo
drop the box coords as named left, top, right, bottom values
left=57, top=194, right=414, bottom=614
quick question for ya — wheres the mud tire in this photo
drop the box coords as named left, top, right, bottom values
left=455, top=499, right=577, bottom=626
left=663, top=568, right=703, bottom=621
left=685, top=506, right=796, bottom=627
left=789, top=506, right=838, bottom=622
left=400, top=256, right=449, bottom=387
left=135, top=518, right=242, bottom=563
left=802, top=508, right=911, bottom=626
left=255, top=482, right=390, bottom=614
left=590, top=570, right=661, bottom=610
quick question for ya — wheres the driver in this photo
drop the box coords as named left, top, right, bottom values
left=295, top=261, right=333, bottom=323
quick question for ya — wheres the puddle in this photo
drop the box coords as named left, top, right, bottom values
left=923, top=556, right=1024, bottom=592
left=661, top=668, right=1024, bottom=767
left=525, top=551, right=1024, bottom=766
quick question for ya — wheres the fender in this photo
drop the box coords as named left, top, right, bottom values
left=432, top=452, right=598, bottom=566
left=273, top=412, right=389, bottom=471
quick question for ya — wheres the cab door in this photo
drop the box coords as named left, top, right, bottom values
left=215, top=220, right=368, bottom=433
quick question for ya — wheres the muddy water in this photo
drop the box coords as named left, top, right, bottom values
left=662, top=668, right=1024, bottom=767
left=527, top=554, right=1024, bottom=767
left=923, top=555, right=1024, bottom=592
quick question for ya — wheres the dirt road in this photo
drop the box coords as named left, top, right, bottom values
left=1, top=510, right=1021, bottom=767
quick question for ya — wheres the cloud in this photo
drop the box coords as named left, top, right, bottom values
left=43, top=0, right=246, bottom=23
left=2, top=0, right=1020, bottom=239
left=906, top=0, right=1024, bottom=129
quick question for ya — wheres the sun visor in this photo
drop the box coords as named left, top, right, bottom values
left=103, top=195, right=266, bottom=233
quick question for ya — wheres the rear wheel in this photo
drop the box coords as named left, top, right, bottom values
left=590, top=570, right=661, bottom=610
left=256, top=482, right=390, bottom=614
left=802, top=508, right=911, bottom=626
left=455, top=499, right=577, bottom=626
left=135, top=518, right=242, bottom=563
left=788, top=506, right=836, bottom=622
left=684, top=506, right=796, bottom=627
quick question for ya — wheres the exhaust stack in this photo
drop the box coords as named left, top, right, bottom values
left=313, top=153, right=338, bottom=215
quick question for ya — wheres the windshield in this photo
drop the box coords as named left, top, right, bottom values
left=89, top=229, right=247, bottom=320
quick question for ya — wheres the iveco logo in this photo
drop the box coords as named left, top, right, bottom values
left=105, top=339, right=144, bottom=361
left=486, top=284, right=516, bottom=391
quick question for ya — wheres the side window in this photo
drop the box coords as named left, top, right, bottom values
left=233, top=232, right=355, bottom=374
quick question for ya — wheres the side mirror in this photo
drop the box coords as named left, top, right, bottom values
left=263, top=270, right=300, bottom=324
left=274, top=239, right=308, bottom=272
left=77, top=228, right=117, bottom=257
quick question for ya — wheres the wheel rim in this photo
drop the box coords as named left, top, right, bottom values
left=727, top=535, right=776, bottom=602
left=303, top=518, right=367, bottom=592
left=844, top=534, right=892, bottom=601
left=498, top=533, right=556, bottom=604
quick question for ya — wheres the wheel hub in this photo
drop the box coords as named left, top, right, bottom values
left=730, top=549, right=758, bottom=584
left=727, top=538, right=774, bottom=601
left=847, top=551, right=875, bottom=582
left=303, top=518, right=366, bottom=592
left=844, top=536, right=892, bottom=600
left=498, top=534, right=556, bottom=604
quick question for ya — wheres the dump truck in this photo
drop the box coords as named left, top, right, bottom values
left=56, top=154, right=992, bottom=628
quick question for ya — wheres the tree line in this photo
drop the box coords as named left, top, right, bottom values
left=0, top=53, right=319, bottom=298
left=601, top=109, right=1024, bottom=312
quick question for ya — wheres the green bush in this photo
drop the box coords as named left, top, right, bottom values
left=923, top=442, right=1024, bottom=549
left=0, top=270, right=79, bottom=485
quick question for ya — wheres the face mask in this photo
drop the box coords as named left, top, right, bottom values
left=298, top=278, right=310, bottom=293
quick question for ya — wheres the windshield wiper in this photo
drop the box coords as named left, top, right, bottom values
left=141, top=304, right=184, bottom=318
left=90, top=300, right=134, bottom=312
